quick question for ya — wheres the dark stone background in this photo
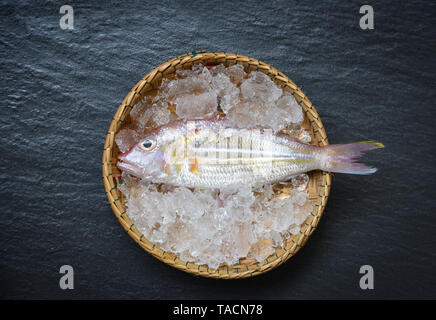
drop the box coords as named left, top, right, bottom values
left=1, top=0, right=435, bottom=299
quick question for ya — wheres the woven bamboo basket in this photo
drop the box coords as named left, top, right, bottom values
left=102, top=51, right=332, bottom=279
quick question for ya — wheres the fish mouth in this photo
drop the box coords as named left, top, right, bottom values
left=117, top=157, right=141, bottom=177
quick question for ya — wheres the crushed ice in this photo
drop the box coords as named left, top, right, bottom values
left=116, top=64, right=313, bottom=268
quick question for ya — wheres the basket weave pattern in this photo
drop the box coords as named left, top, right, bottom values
left=102, top=51, right=332, bottom=278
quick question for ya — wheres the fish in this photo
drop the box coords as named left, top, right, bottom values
left=117, top=118, right=383, bottom=188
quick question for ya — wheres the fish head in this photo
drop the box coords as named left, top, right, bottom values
left=117, top=133, right=167, bottom=180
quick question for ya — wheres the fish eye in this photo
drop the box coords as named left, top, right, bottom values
left=139, top=138, right=157, bottom=151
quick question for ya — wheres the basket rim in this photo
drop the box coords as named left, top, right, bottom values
left=102, top=50, right=332, bottom=279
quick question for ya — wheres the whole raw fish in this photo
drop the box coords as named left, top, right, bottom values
left=117, top=118, right=383, bottom=188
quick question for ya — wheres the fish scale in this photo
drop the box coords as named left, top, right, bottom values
left=171, top=125, right=320, bottom=187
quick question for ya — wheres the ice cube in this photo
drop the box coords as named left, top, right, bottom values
left=224, top=64, right=246, bottom=84
left=175, top=91, right=218, bottom=119
left=212, top=73, right=240, bottom=113
left=240, top=71, right=282, bottom=103
left=115, top=128, right=139, bottom=153
left=276, top=92, right=304, bottom=124
left=291, top=174, right=309, bottom=191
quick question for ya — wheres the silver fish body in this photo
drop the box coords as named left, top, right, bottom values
left=117, top=118, right=382, bottom=188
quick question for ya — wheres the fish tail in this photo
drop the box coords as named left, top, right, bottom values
left=321, top=141, right=384, bottom=174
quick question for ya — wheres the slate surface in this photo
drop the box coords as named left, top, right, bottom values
left=1, top=0, right=435, bottom=299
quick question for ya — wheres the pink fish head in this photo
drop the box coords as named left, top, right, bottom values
left=117, top=133, right=166, bottom=180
